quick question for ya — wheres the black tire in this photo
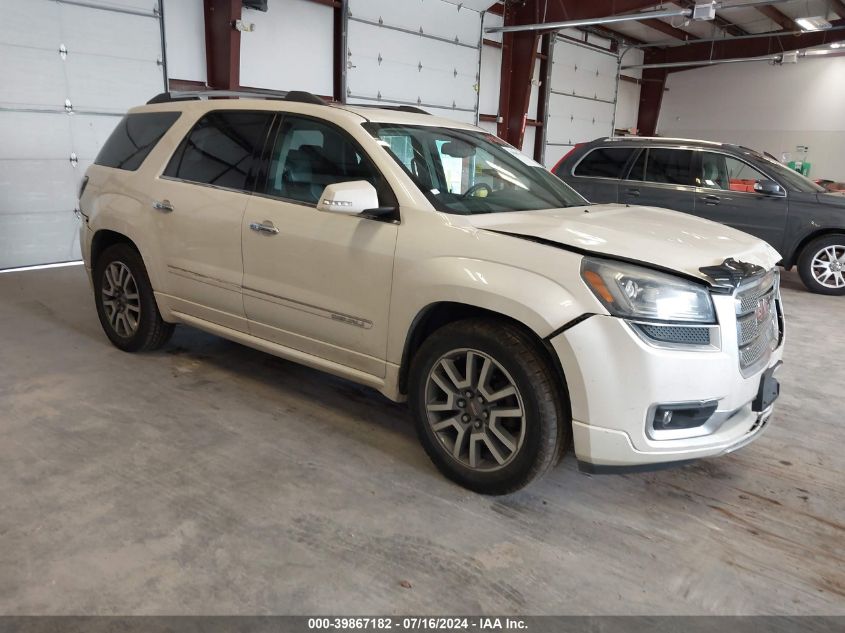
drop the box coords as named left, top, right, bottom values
left=408, top=318, right=568, bottom=495
left=797, top=234, right=845, bottom=296
left=93, top=242, right=174, bottom=352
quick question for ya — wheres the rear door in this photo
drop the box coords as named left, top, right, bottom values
left=559, top=146, right=635, bottom=203
left=154, top=110, right=273, bottom=332
left=692, top=151, right=788, bottom=252
left=620, top=147, right=696, bottom=213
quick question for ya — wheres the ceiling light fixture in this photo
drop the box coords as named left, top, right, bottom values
left=831, top=42, right=843, bottom=49
left=795, top=16, right=832, bottom=32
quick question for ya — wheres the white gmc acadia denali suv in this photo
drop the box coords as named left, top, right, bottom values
left=78, top=91, right=784, bottom=494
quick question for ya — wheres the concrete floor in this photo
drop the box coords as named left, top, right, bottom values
left=0, top=265, right=843, bottom=615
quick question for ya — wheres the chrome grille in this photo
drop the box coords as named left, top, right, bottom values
left=735, top=270, right=781, bottom=374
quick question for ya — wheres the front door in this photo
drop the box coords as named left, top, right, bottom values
left=154, top=110, right=273, bottom=331
left=241, top=115, right=398, bottom=377
left=692, top=151, right=788, bottom=253
left=620, top=147, right=697, bottom=214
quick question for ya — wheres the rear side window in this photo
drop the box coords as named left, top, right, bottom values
left=165, top=111, right=273, bottom=191
left=572, top=147, right=635, bottom=178
left=94, top=112, right=180, bottom=171
left=628, top=148, right=695, bottom=186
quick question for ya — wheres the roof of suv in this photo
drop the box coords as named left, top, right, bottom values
left=132, top=91, right=480, bottom=131
left=590, top=136, right=733, bottom=148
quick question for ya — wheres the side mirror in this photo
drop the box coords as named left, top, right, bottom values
left=317, top=180, right=379, bottom=215
left=754, top=180, right=784, bottom=196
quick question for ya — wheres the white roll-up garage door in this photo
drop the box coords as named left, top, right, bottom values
left=544, top=36, right=620, bottom=168
left=0, top=0, right=166, bottom=269
left=344, top=0, right=482, bottom=124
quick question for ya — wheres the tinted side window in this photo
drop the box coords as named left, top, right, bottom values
left=572, top=147, right=635, bottom=178
left=165, top=111, right=272, bottom=191
left=626, top=149, right=646, bottom=181
left=95, top=112, right=180, bottom=171
left=644, top=148, right=694, bottom=186
left=265, top=116, right=394, bottom=206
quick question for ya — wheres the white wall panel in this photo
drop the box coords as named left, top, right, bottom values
left=521, top=126, right=536, bottom=156
left=479, top=44, right=501, bottom=115
left=348, top=0, right=480, bottom=46
left=544, top=37, right=619, bottom=167
left=0, top=0, right=164, bottom=268
left=615, top=80, right=641, bottom=132
left=163, top=0, right=206, bottom=82
left=550, top=39, right=618, bottom=102
left=659, top=56, right=845, bottom=179
left=240, top=0, right=334, bottom=95
left=346, top=0, right=482, bottom=119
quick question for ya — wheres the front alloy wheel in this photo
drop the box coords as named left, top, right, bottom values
left=810, top=244, right=845, bottom=290
left=409, top=318, right=567, bottom=494
left=425, top=349, right=526, bottom=471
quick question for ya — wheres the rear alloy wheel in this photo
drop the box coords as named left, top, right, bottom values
left=798, top=235, right=845, bottom=295
left=101, top=261, right=141, bottom=338
left=409, top=318, right=567, bottom=494
left=94, top=243, right=174, bottom=352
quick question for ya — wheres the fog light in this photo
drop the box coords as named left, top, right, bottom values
left=652, top=401, right=718, bottom=431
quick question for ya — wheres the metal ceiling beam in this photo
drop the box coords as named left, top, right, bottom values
left=586, top=24, right=649, bottom=46
left=487, top=7, right=692, bottom=34
left=675, top=0, right=749, bottom=36
left=830, top=0, right=845, bottom=20
left=756, top=4, right=798, bottom=31
left=639, top=17, right=700, bottom=41
left=641, top=18, right=845, bottom=69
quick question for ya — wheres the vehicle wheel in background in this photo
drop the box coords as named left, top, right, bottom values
left=798, top=235, right=845, bottom=295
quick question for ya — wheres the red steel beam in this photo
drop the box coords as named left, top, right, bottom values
left=533, top=33, right=552, bottom=162
left=203, top=0, right=241, bottom=90
left=332, top=0, right=344, bottom=101
left=636, top=63, right=667, bottom=136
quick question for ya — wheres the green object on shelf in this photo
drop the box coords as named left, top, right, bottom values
left=787, top=161, right=811, bottom=177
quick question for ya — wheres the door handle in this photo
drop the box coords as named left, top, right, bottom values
left=152, top=199, right=173, bottom=212
left=625, top=188, right=640, bottom=197
left=249, top=221, right=279, bottom=235
left=702, top=195, right=720, bottom=206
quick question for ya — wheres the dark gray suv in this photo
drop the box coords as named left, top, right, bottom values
left=553, top=137, right=845, bottom=295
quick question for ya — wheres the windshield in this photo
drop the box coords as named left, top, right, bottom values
left=739, top=148, right=824, bottom=193
left=363, top=123, right=587, bottom=214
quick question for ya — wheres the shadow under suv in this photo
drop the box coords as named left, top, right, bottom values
left=553, top=137, right=845, bottom=295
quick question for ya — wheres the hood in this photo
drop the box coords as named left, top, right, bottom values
left=817, top=192, right=845, bottom=207
left=466, top=204, right=782, bottom=282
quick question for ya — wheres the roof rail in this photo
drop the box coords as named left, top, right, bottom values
left=146, top=90, right=329, bottom=105
left=345, top=103, right=431, bottom=115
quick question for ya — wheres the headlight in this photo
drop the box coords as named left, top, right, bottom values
left=581, top=257, right=715, bottom=323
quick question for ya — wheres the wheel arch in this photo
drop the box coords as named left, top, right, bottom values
left=397, top=302, right=572, bottom=419
left=91, top=229, right=140, bottom=268
left=784, top=228, right=845, bottom=268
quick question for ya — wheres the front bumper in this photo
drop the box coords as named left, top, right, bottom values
left=550, top=293, right=783, bottom=470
